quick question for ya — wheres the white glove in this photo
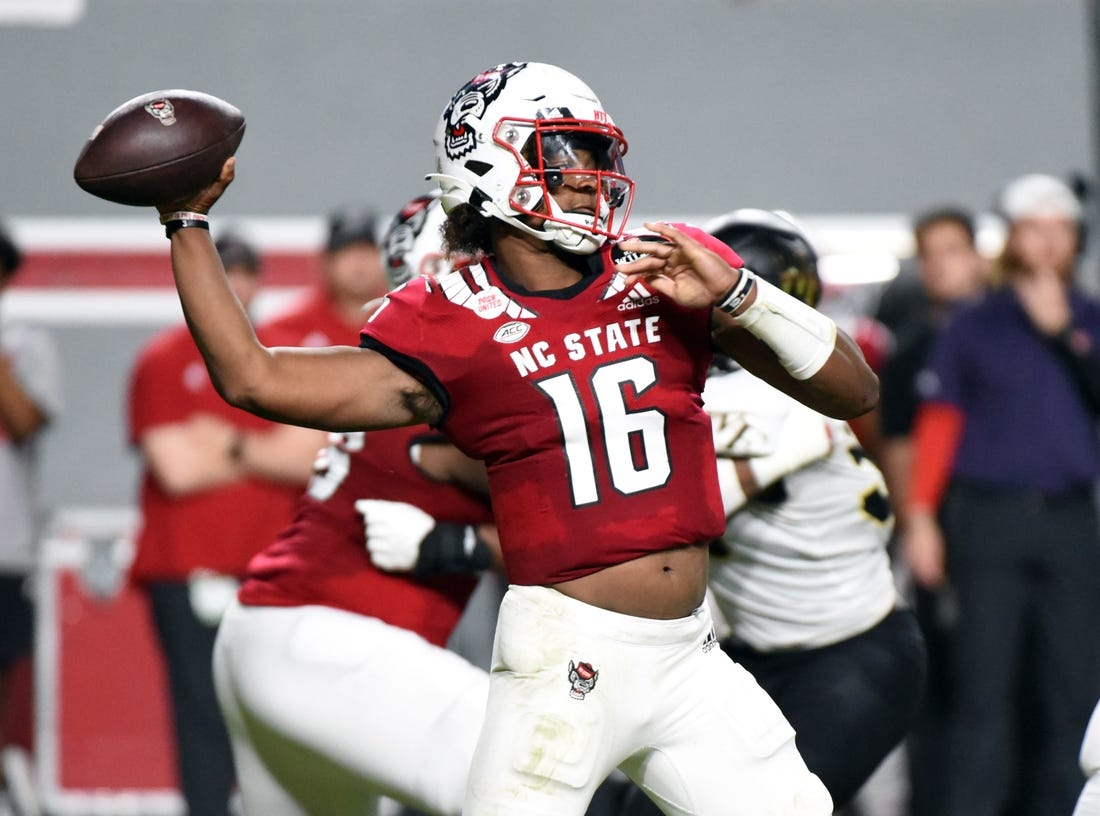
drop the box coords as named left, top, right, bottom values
left=355, top=499, right=435, bottom=572
left=711, top=410, right=771, bottom=457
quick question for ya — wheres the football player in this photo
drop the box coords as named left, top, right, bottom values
left=618, top=210, right=926, bottom=815
left=212, top=193, right=498, bottom=816
left=156, top=61, right=878, bottom=815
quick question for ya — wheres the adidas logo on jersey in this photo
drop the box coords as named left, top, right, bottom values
left=617, top=282, right=660, bottom=312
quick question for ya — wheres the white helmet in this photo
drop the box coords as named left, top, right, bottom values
left=382, top=190, right=454, bottom=288
left=427, top=61, right=635, bottom=255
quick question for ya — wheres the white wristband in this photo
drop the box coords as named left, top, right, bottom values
left=730, top=276, right=837, bottom=380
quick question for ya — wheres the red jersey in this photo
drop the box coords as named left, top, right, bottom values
left=238, top=427, right=494, bottom=647
left=127, top=324, right=304, bottom=581
left=360, top=225, right=732, bottom=585
left=258, top=286, right=361, bottom=349
left=128, top=290, right=357, bottom=583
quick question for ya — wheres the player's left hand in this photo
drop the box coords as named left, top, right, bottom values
left=355, top=498, right=435, bottom=572
left=616, top=222, right=744, bottom=310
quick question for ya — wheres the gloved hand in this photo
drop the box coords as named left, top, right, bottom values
left=356, top=498, right=492, bottom=576
left=356, top=499, right=435, bottom=572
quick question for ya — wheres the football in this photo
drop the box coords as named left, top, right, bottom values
left=74, top=89, right=245, bottom=207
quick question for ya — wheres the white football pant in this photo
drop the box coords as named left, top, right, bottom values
left=464, top=585, right=832, bottom=816
left=213, top=600, right=489, bottom=816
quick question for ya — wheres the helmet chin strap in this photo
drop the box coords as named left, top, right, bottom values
left=540, top=194, right=608, bottom=255
left=426, top=173, right=610, bottom=256
left=487, top=189, right=609, bottom=255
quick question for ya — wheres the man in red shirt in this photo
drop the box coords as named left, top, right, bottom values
left=127, top=234, right=335, bottom=816
left=260, top=206, right=389, bottom=351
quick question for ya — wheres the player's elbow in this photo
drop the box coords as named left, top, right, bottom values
left=209, top=366, right=268, bottom=417
left=847, top=370, right=880, bottom=419
left=807, top=368, right=879, bottom=421
left=214, top=377, right=265, bottom=417
left=828, top=370, right=879, bottom=420
left=205, top=349, right=277, bottom=416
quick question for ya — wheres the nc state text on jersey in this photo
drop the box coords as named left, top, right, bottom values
left=509, top=315, right=662, bottom=377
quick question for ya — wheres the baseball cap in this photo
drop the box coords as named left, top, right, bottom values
left=326, top=207, right=379, bottom=253
left=998, top=173, right=1082, bottom=223
left=215, top=234, right=261, bottom=274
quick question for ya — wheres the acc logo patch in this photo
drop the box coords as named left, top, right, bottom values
left=493, top=321, right=530, bottom=343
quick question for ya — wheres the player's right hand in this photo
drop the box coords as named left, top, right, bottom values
left=156, top=157, right=236, bottom=218
left=355, top=498, right=435, bottom=572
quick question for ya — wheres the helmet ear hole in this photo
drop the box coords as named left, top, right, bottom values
left=464, top=160, right=493, bottom=177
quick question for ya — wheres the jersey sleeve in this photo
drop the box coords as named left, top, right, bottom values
left=358, top=277, right=451, bottom=416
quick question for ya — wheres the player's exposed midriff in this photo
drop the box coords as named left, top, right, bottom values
left=551, top=542, right=710, bottom=620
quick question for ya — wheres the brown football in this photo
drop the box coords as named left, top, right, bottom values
left=74, top=89, right=245, bottom=207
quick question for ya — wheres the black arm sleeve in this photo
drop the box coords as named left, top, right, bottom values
left=413, top=524, right=493, bottom=576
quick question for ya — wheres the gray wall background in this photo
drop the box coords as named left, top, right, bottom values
left=1, top=0, right=1096, bottom=512
left=2, top=0, right=1094, bottom=221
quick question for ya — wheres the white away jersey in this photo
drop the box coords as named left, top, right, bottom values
left=704, top=367, right=898, bottom=651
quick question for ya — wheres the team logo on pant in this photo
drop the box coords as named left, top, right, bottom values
left=568, top=660, right=599, bottom=700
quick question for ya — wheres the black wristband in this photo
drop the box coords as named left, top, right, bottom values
left=164, top=219, right=211, bottom=239
left=716, top=269, right=756, bottom=315
left=414, top=523, right=492, bottom=576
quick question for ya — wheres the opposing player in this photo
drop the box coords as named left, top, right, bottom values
left=618, top=210, right=925, bottom=814
left=212, top=193, right=498, bottom=816
left=156, top=62, right=877, bottom=815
